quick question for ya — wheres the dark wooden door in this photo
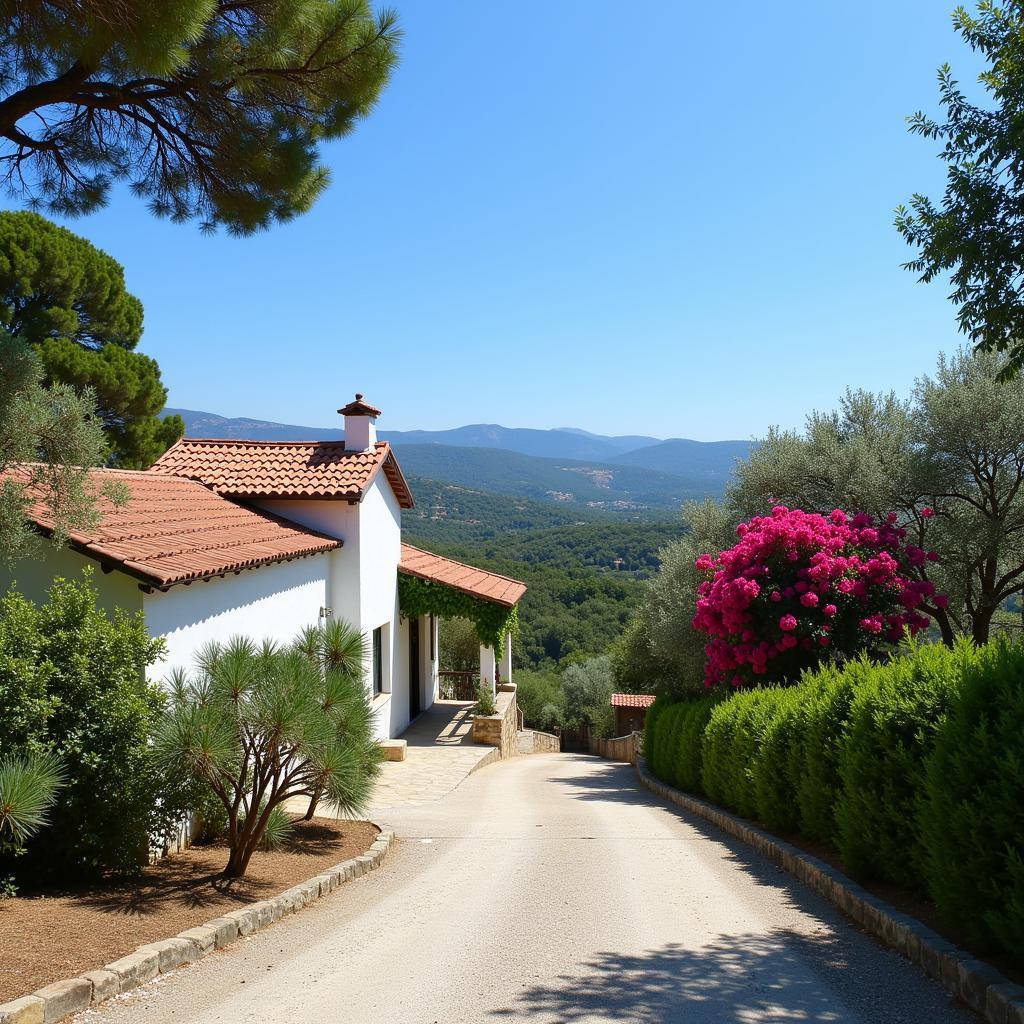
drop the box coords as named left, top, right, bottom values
left=409, top=617, right=422, bottom=720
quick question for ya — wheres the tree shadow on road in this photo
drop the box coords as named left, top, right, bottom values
left=486, top=931, right=969, bottom=1023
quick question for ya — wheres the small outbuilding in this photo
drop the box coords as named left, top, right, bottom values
left=611, top=692, right=656, bottom=736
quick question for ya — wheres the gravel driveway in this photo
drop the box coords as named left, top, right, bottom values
left=76, top=753, right=976, bottom=1024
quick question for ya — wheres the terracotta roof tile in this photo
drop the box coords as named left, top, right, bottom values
left=610, top=693, right=656, bottom=709
left=4, top=467, right=340, bottom=589
left=399, top=543, right=527, bottom=608
left=149, top=438, right=414, bottom=508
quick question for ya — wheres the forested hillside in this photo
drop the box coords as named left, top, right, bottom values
left=404, top=519, right=682, bottom=666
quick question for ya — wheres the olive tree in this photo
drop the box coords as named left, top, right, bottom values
left=731, top=349, right=1024, bottom=645
left=156, top=628, right=380, bottom=878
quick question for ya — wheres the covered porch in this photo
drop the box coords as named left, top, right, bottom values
left=398, top=543, right=527, bottom=703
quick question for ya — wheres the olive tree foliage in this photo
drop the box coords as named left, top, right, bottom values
left=560, top=655, right=615, bottom=738
left=439, top=616, right=479, bottom=673
left=0, top=211, right=183, bottom=467
left=0, top=1, right=401, bottom=234
left=731, top=349, right=1024, bottom=645
left=0, top=328, right=112, bottom=565
left=612, top=500, right=737, bottom=697
left=896, top=2, right=1024, bottom=375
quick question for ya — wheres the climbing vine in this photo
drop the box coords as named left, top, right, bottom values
left=397, top=574, right=519, bottom=656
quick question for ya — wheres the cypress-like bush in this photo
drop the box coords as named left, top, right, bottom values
left=701, top=688, right=781, bottom=818
left=794, top=661, right=860, bottom=843
left=644, top=699, right=669, bottom=779
left=751, top=686, right=804, bottom=833
left=661, top=703, right=687, bottom=787
left=671, top=695, right=720, bottom=794
left=920, top=640, right=1024, bottom=955
left=833, top=641, right=971, bottom=887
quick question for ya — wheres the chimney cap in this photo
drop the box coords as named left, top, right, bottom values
left=338, top=393, right=382, bottom=418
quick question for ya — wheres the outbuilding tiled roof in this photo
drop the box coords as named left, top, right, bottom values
left=399, top=543, right=527, bottom=607
left=611, top=693, right=656, bottom=709
left=5, top=467, right=340, bottom=589
left=149, top=438, right=415, bottom=508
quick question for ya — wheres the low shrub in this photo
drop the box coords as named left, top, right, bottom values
left=833, top=641, right=968, bottom=888
left=701, top=688, right=782, bottom=818
left=751, top=686, right=804, bottom=833
left=644, top=636, right=1024, bottom=956
left=670, top=695, right=720, bottom=794
left=920, top=640, right=1024, bottom=954
left=793, top=662, right=860, bottom=843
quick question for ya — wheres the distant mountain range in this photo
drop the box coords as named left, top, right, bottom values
left=162, top=408, right=752, bottom=511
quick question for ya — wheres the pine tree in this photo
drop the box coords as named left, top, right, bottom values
left=0, top=210, right=182, bottom=467
left=0, top=2, right=401, bottom=233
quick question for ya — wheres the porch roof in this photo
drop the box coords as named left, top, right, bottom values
left=399, top=543, right=527, bottom=608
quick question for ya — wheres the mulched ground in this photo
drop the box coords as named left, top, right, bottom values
left=0, top=817, right=379, bottom=1003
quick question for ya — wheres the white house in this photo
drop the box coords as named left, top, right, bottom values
left=1, top=395, right=526, bottom=741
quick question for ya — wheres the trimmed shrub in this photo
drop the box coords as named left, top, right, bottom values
left=751, top=686, right=804, bottom=833
left=670, top=695, right=720, bottom=794
left=701, top=688, right=782, bottom=818
left=645, top=699, right=669, bottom=779
left=833, top=640, right=971, bottom=887
left=920, top=639, right=1024, bottom=954
left=794, top=661, right=861, bottom=843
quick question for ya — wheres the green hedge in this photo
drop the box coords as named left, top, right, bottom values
left=644, top=638, right=1024, bottom=957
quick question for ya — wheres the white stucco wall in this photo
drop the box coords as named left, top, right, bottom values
left=0, top=543, right=143, bottom=617
left=257, top=476, right=406, bottom=741
left=142, top=555, right=329, bottom=682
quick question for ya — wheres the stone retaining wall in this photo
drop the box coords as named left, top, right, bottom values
left=471, top=684, right=519, bottom=759
left=516, top=729, right=561, bottom=754
left=635, top=759, right=1024, bottom=1024
left=591, top=732, right=641, bottom=764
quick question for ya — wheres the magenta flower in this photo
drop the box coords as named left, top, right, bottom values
left=779, top=614, right=798, bottom=632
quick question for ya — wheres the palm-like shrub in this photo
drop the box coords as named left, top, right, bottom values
left=156, top=628, right=381, bottom=878
left=0, top=752, right=65, bottom=857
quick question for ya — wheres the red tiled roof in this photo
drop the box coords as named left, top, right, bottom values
left=399, top=543, right=527, bottom=608
left=611, top=693, right=656, bottom=709
left=5, top=467, right=340, bottom=589
left=149, top=438, right=415, bottom=508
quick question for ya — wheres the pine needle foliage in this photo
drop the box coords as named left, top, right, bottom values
left=155, top=625, right=380, bottom=878
left=0, top=751, right=65, bottom=855
left=0, top=1, right=401, bottom=233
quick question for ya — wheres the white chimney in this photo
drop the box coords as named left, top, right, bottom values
left=338, top=393, right=380, bottom=452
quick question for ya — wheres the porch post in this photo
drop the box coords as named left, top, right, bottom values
left=479, top=644, right=496, bottom=693
left=499, top=632, right=512, bottom=686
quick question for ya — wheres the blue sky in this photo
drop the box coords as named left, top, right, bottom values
left=27, top=2, right=988, bottom=441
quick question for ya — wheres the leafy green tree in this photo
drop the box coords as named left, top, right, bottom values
left=560, top=655, right=615, bottom=738
left=896, top=2, right=1024, bottom=374
left=514, top=667, right=564, bottom=731
left=439, top=617, right=479, bottom=672
left=156, top=629, right=381, bottom=878
left=0, top=328, right=110, bottom=565
left=615, top=500, right=737, bottom=697
left=0, top=2, right=401, bottom=233
left=731, top=349, right=1024, bottom=645
left=1, top=211, right=182, bottom=466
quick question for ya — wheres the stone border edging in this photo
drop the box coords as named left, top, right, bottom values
left=0, top=825, right=395, bottom=1024
left=635, top=759, right=1024, bottom=1024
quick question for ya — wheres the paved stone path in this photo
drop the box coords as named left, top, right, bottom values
left=366, top=700, right=496, bottom=812
left=81, top=754, right=976, bottom=1023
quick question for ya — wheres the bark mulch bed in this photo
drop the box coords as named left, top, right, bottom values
left=0, top=817, right=379, bottom=1004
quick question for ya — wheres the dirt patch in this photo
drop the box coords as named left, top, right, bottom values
left=0, top=817, right=378, bottom=1003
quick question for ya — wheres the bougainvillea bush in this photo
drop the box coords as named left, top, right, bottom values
left=693, top=506, right=941, bottom=688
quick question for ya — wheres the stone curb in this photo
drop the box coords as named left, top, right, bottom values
left=634, top=758, right=1024, bottom=1024
left=0, top=825, right=396, bottom=1024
